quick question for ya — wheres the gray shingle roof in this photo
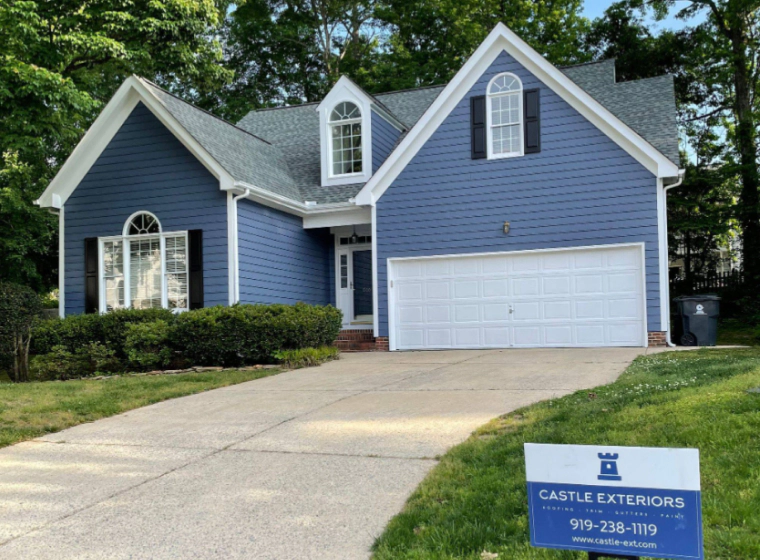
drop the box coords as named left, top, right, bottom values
left=143, top=59, right=678, bottom=208
left=560, top=61, right=680, bottom=165
left=141, top=79, right=301, bottom=201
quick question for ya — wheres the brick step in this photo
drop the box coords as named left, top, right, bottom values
left=335, top=330, right=388, bottom=351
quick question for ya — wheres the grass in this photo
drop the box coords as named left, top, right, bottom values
left=372, top=348, right=760, bottom=560
left=718, top=319, right=758, bottom=346
left=0, top=367, right=280, bottom=449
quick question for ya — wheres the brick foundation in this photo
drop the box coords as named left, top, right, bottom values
left=648, top=331, right=667, bottom=347
left=374, top=337, right=389, bottom=351
left=335, top=329, right=389, bottom=352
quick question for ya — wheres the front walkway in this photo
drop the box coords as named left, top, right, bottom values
left=0, top=348, right=654, bottom=559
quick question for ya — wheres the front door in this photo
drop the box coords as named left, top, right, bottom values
left=336, top=246, right=373, bottom=327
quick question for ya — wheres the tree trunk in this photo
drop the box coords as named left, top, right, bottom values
left=728, top=20, right=760, bottom=287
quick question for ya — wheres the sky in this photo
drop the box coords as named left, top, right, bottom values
left=582, top=0, right=706, bottom=31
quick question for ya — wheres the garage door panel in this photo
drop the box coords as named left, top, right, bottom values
left=454, top=328, right=480, bottom=346
left=453, top=280, right=479, bottom=298
left=514, top=277, right=540, bottom=296
left=392, top=245, right=645, bottom=349
left=483, top=279, right=508, bottom=297
left=575, top=274, right=604, bottom=294
left=545, top=326, right=573, bottom=344
left=426, top=281, right=450, bottom=299
left=426, top=305, right=451, bottom=323
left=454, top=305, right=480, bottom=323
left=398, top=283, right=423, bottom=300
left=484, top=304, right=509, bottom=321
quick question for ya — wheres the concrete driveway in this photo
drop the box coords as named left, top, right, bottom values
left=0, top=347, right=653, bottom=559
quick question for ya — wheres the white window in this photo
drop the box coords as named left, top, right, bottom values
left=329, top=102, right=363, bottom=176
left=99, top=212, right=189, bottom=313
left=487, top=72, right=523, bottom=159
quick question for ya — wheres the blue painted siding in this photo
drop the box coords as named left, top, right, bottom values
left=376, top=51, right=662, bottom=337
left=64, top=102, right=228, bottom=315
left=372, top=110, right=402, bottom=173
left=237, top=199, right=332, bottom=305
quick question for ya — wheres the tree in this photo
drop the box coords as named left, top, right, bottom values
left=0, top=282, right=41, bottom=382
left=0, top=0, right=231, bottom=290
left=370, top=0, right=592, bottom=92
left=649, top=0, right=760, bottom=285
left=218, top=0, right=380, bottom=120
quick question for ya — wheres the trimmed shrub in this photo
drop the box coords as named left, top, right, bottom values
left=171, top=303, right=343, bottom=366
left=124, top=320, right=174, bottom=371
left=31, top=308, right=176, bottom=358
left=0, top=282, right=42, bottom=382
left=30, top=342, right=121, bottom=381
left=274, top=346, right=340, bottom=369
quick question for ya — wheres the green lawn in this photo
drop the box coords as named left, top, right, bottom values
left=373, top=348, right=760, bottom=560
left=718, top=319, right=759, bottom=346
left=0, top=368, right=279, bottom=449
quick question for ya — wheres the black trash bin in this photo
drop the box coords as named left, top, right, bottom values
left=673, top=295, right=721, bottom=346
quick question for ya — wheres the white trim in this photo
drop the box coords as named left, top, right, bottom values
left=58, top=206, right=65, bottom=318
left=36, top=76, right=235, bottom=209
left=386, top=242, right=648, bottom=351
left=303, top=206, right=371, bottom=229
left=371, top=204, right=379, bottom=337
left=227, top=191, right=237, bottom=305
left=355, top=23, right=680, bottom=206
left=640, top=242, right=650, bottom=347
left=486, top=72, right=524, bottom=160
left=657, top=177, right=668, bottom=334
left=333, top=231, right=374, bottom=329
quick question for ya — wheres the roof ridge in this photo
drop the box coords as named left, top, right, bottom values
left=558, top=58, right=616, bottom=70
left=139, top=77, right=273, bottom=146
left=374, top=83, right=447, bottom=97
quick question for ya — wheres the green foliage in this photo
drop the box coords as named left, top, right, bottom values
left=30, top=303, right=342, bottom=369
left=30, top=342, right=121, bottom=381
left=0, top=282, right=42, bottom=382
left=274, top=346, right=340, bottom=369
left=170, top=303, right=343, bottom=366
left=0, top=0, right=231, bottom=288
left=31, top=308, right=177, bottom=358
left=124, top=320, right=175, bottom=371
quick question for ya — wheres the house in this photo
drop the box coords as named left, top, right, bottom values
left=36, top=23, right=683, bottom=350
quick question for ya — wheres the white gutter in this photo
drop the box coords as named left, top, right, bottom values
left=662, top=170, right=686, bottom=347
left=231, top=188, right=252, bottom=303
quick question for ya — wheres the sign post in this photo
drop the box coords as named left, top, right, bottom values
left=525, top=444, right=703, bottom=560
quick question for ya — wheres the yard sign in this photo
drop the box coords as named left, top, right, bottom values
left=525, top=444, right=703, bottom=559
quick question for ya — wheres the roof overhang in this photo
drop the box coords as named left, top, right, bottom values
left=354, top=23, right=680, bottom=206
left=36, top=76, right=235, bottom=209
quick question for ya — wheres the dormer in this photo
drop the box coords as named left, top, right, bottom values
left=318, top=76, right=404, bottom=187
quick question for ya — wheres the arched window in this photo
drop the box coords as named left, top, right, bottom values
left=125, top=212, right=161, bottom=236
left=100, top=212, right=188, bottom=312
left=329, top=101, right=362, bottom=176
left=487, top=73, right=523, bottom=158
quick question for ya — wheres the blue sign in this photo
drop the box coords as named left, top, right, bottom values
left=525, top=444, right=703, bottom=559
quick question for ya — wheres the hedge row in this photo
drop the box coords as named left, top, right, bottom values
left=32, top=303, right=343, bottom=369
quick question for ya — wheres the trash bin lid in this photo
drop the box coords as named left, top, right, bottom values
left=673, top=295, right=721, bottom=301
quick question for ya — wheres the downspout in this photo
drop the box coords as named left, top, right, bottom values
left=232, top=188, right=252, bottom=303
left=663, top=170, right=685, bottom=347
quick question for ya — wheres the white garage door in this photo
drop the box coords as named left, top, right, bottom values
left=390, top=245, right=646, bottom=350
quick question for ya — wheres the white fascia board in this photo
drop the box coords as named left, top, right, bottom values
left=303, top=206, right=371, bottom=229
left=36, top=76, right=235, bottom=208
left=355, top=23, right=679, bottom=206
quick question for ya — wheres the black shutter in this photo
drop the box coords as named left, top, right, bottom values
left=84, top=237, right=99, bottom=314
left=188, top=229, right=204, bottom=309
left=524, top=88, right=541, bottom=154
left=470, top=95, right=487, bottom=159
